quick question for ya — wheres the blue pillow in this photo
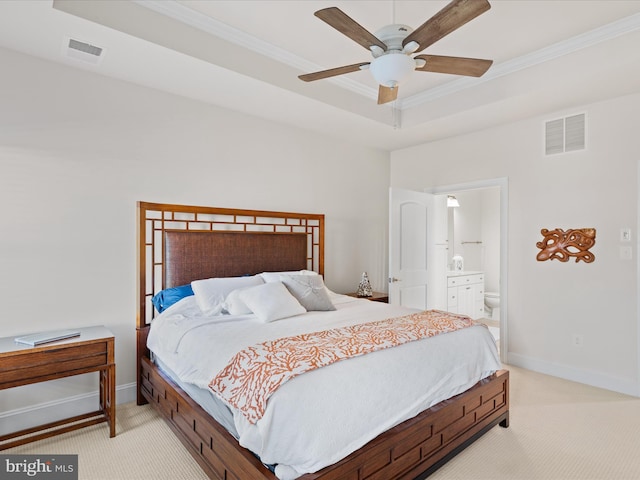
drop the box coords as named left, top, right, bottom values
left=151, top=284, right=194, bottom=313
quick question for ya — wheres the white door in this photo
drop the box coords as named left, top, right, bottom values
left=389, top=188, right=448, bottom=309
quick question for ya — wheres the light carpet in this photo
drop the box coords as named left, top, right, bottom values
left=6, top=365, right=640, bottom=479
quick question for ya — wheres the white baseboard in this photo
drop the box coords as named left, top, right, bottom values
left=0, top=382, right=137, bottom=437
left=507, top=352, right=640, bottom=397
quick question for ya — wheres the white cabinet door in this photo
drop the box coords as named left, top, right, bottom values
left=447, top=287, right=458, bottom=313
left=457, top=284, right=474, bottom=317
left=446, top=273, right=485, bottom=319
left=472, top=283, right=485, bottom=319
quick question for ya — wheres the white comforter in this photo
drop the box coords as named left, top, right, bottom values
left=147, top=294, right=501, bottom=480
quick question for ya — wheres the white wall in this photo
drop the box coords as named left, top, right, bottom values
left=0, top=47, right=389, bottom=428
left=392, top=93, right=639, bottom=395
left=480, top=188, right=501, bottom=294
left=449, top=188, right=501, bottom=292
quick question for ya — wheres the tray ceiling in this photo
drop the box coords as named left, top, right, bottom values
left=1, top=0, right=640, bottom=150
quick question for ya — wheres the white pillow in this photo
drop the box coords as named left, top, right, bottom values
left=239, top=282, right=306, bottom=323
left=280, top=274, right=336, bottom=311
left=223, top=288, right=253, bottom=315
left=260, top=270, right=318, bottom=283
left=191, top=275, right=264, bottom=315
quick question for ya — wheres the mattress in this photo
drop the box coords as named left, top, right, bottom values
left=147, top=293, right=501, bottom=480
left=153, top=356, right=239, bottom=437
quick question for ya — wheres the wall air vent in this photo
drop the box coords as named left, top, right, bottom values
left=545, top=113, right=586, bottom=155
left=65, top=37, right=104, bottom=65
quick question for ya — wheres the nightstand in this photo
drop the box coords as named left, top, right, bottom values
left=0, top=325, right=116, bottom=449
left=347, top=291, right=389, bottom=303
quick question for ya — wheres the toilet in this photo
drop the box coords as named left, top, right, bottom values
left=484, top=292, right=500, bottom=320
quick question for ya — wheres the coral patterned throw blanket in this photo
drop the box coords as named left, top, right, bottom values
left=209, top=310, right=478, bottom=424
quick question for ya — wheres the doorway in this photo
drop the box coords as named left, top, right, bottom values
left=430, top=178, right=508, bottom=362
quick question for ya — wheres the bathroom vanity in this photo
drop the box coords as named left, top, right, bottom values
left=447, top=271, right=485, bottom=319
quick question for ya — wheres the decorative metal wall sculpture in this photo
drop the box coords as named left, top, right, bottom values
left=536, top=228, right=596, bottom=263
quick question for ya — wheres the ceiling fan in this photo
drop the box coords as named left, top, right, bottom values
left=298, top=0, right=493, bottom=105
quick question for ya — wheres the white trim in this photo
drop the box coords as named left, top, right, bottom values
left=400, top=13, right=640, bottom=109
left=508, top=353, right=640, bottom=397
left=0, top=383, right=136, bottom=436
left=135, top=1, right=640, bottom=110
left=637, top=160, right=640, bottom=393
left=133, top=0, right=376, bottom=100
left=427, top=177, right=509, bottom=364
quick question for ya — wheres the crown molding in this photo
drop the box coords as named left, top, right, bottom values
left=136, top=1, right=640, bottom=111
left=134, top=0, right=377, bottom=100
left=399, top=11, right=640, bottom=109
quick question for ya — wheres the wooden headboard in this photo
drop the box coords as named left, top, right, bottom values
left=163, top=230, right=308, bottom=288
left=136, top=201, right=325, bottom=329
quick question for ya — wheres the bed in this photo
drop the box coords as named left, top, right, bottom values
left=136, top=201, right=509, bottom=480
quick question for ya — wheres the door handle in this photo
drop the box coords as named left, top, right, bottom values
left=389, top=277, right=400, bottom=283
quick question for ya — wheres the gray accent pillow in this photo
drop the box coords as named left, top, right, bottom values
left=280, top=274, right=336, bottom=311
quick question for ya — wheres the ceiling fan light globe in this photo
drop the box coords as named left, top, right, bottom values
left=370, top=53, right=415, bottom=88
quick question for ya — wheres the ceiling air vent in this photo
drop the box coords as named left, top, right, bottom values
left=65, top=38, right=104, bottom=65
left=545, top=113, right=586, bottom=155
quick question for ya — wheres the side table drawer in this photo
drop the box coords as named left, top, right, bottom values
left=0, top=342, right=108, bottom=387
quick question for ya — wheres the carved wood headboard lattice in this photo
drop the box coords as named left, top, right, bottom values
left=136, top=202, right=324, bottom=326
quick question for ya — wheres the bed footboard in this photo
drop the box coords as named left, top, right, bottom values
left=141, top=356, right=273, bottom=480
left=140, top=356, right=508, bottom=480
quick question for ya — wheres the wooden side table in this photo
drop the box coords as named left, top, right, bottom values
left=0, top=326, right=116, bottom=449
left=347, top=291, right=389, bottom=303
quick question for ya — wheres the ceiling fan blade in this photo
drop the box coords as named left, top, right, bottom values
left=315, top=7, right=387, bottom=52
left=415, top=55, right=493, bottom=77
left=299, top=62, right=370, bottom=82
left=378, top=85, right=398, bottom=105
left=403, top=0, right=491, bottom=53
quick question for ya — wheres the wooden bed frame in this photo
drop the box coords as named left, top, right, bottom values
left=136, top=201, right=509, bottom=480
